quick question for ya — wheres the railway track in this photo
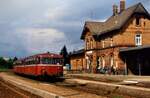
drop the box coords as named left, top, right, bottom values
left=0, top=72, right=104, bottom=98
left=1, top=72, right=150, bottom=98
left=0, top=81, right=29, bottom=98
left=0, top=77, right=42, bottom=98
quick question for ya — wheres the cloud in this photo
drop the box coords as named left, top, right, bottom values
left=0, top=0, right=149, bottom=57
left=16, top=28, right=67, bottom=54
left=44, top=3, right=68, bottom=21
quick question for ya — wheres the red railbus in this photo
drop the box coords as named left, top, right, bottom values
left=13, top=53, right=63, bottom=78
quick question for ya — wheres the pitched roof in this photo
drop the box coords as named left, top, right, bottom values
left=69, top=49, right=84, bottom=56
left=25, top=53, right=63, bottom=59
left=81, top=3, right=150, bottom=39
left=120, top=45, right=150, bottom=53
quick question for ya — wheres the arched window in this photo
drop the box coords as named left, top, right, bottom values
left=110, top=55, right=114, bottom=67
left=98, top=57, right=102, bottom=67
left=135, top=33, right=142, bottom=46
left=96, top=57, right=102, bottom=70
left=86, top=39, right=89, bottom=50
left=102, top=56, right=105, bottom=68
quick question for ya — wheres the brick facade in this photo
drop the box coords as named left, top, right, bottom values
left=70, top=50, right=86, bottom=71
left=70, top=1, right=150, bottom=74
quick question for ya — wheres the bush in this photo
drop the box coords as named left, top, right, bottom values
left=0, top=57, right=14, bottom=69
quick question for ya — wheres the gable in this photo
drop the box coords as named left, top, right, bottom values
left=81, top=22, right=103, bottom=40
left=81, top=3, right=150, bottom=40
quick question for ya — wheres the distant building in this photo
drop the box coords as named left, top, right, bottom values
left=70, top=0, right=150, bottom=75
left=69, top=49, right=85, bottom=71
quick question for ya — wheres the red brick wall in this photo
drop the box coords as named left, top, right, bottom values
left=70, top=54, right=85, bottom=70
left=82, top=14, right=150, bottom=74
left=70, top=14, right=150, bottom=74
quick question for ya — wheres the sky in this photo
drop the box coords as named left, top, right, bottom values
left=0, top=0, right=150, bottom=58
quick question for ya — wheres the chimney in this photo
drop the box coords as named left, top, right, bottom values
left=120, top=0, right=125, bottom=13
left=113, top=4, right=118, bottom=16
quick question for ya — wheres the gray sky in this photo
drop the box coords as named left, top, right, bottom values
left=0, top=0, right=150, bottom=57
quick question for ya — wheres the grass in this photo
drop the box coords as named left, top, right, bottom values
left=0, top=68, right=9, bottom=72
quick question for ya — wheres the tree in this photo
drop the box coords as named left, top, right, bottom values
left=0, top=57, right=15, bottom=69
left=60, top=45, right=69, bottom=66
left=13, top=57, right=18, bottom=62
left=0, top=57, right=7, bottom=68
left=7, top=58, right=14, bottom=69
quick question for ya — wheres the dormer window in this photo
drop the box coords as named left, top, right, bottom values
left=136, top=16, right=141, bottom=26
left=135, top=33, right=142, bottom=46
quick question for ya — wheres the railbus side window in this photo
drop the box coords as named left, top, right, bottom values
left=52, top=58, right=54, bottom=64
left=49, top=58, right=52, bottom=64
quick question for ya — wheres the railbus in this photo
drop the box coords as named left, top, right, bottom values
left=13, top=53, right=63, bottom=78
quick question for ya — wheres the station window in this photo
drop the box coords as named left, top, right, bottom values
left=90, top=38, right=93, bottom=49
left=86, top=39, right=89, bottom=50
left=110, top=38, right=113, bottom=47
left=102, top=56, right=105, bottom=68
left=136, top=16, right=141, bottom=26
left=102, top=41, right=105, bottom=48
left=135, top=33, right=142, bottom=46
left=144, top=22, right=146, bottom=27
left=110, top=55, right=114, bottom=67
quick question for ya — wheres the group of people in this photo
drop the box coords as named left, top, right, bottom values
left=96, top=65, right=117, bottom=75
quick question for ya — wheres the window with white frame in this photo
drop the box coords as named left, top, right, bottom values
left=135, top=33, right=142, bottom=46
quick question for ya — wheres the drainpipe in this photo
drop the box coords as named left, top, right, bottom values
left=138, top=54, right=141, bottom=76
left=138, top=63, right=141, bottom=76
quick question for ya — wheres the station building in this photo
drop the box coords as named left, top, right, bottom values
left=70, top=0, right=150, bottom=75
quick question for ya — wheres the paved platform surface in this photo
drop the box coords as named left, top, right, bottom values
left=0, top=72, right=104, bottom=98
left=1, top=72, right=150, bottom=98
left=66, top=74, right=150, bottom=98
left=66, top=74, right=150, bottom=83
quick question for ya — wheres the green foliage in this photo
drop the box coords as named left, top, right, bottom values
left=0, top=57, right=7, bottom=68
left=0, top=57, right=16, bottom=69
left=60, top=45, right=70, bottom=66
left=0, top=68, right=9, bottom=72
left=13, top=57, right=18, bottom=62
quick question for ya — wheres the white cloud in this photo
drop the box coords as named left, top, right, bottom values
left=17, top=28, right=66, bottom=54
left=0, top=0, right=149, bottom=57
left=44, top=4, right=68, bottom=20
